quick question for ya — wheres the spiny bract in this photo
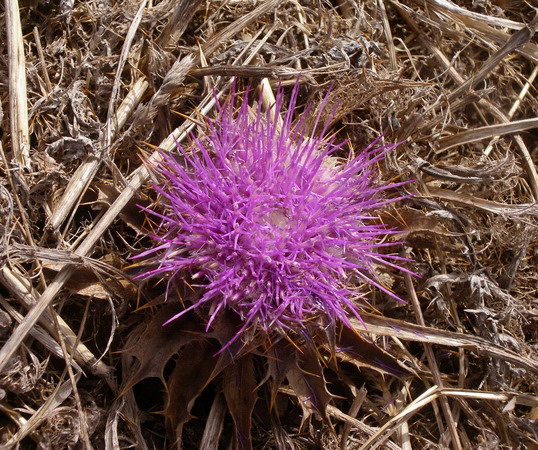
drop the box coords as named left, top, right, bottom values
left=135, top=81, right=411, bottom=344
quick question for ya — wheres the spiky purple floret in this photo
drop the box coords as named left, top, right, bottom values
left=135, top=82, right=412, bottom=340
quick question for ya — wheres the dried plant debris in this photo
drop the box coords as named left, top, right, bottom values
left=0, top=0, right=537, bottom=448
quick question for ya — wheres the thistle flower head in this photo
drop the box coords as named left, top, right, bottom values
left=135, top=81, right=411, bottom=345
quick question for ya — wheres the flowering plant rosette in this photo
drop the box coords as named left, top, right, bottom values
left=126, top=80, right=412, bottom=446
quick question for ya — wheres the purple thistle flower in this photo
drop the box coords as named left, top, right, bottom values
left=135, top=81, right=412, bottom=344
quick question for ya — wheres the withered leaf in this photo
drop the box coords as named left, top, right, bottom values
left=352, top=313, right=538, bottom=374
left=337, top=325, right=411, bottom=377
left=414, top=153, right=518, bottom=183
left=427, top=186, right=538, bottom=217
left=381, top=208, right=459, bottom=239
left=286, top=345, right=332, bottom=422
left=305, top=75, right=428, bottom=134
left=163, top=339, right=223, bottom=445
left=122, top=305, right=202, bottom=391
left=223, top=353, right=257, bottom=450
left=381, top=207, right=469, bottom=253
left=266, top=341, right=298, bottom=410
left=12, top=244, right=135, bottom=300
left=83, top=183, right=149, bottom=233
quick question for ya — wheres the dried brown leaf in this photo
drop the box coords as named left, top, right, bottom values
left=223, top=353, right=257, bottom=450
left=286, top=345, right=333, bottom=422
left=415, top=153, right=519, bottom=183
left=163, top=340, right=223, bottom=445
left=337, top=325, right=411, bottom=377
left=87, top=183, right=149, bottom=233
left=122, top=306, right=202, bottom=391
left=353, top=313, right=538, bottom=374
left=426, top=186, right=538, bottom=217
left=267, top=341, right=298, bottom=410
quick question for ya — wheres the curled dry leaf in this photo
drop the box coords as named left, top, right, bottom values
left=414, top=153, right=519, bottom=183
left=223, top=353, right=257, bottom=450
left=122, top=305, right=203, bottom=391
left=83, top=183, right=149, bottom=233
left=163, top=340, right=223, bottom=445
left=336, top=325, right=411, bottom=377
left=285, top=344, right=333, bottom=423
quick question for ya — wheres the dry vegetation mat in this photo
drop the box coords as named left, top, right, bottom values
left=1, top=0, right=537, bottom=448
